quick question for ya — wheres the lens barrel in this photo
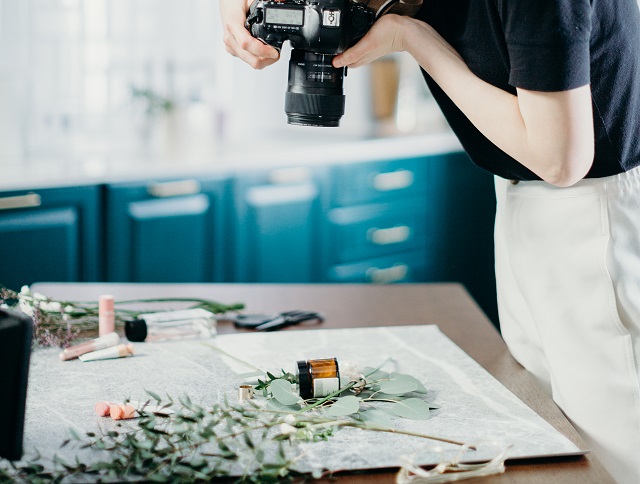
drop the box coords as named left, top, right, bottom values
left=285, top=49, right=345, bottom=127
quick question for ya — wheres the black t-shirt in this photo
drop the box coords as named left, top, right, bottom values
left=416, top=0, right=640, bottom=180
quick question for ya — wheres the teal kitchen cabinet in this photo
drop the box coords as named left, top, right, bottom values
left=324, top=157, right=433, bottom=284
left=428, top=152, right=497, bottom=323
left=0, top=185, right=102, bottom=291
left=105, top=176, right=231, bottom=282
left=324, top=153, right=497, bottom=324
left=233, top=166, right=328, bottom=282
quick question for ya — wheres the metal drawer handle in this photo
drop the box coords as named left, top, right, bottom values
left=147, top=179, right=201, bottom=198
left=268, top=167, right=313, bottom=185
left=372, top=169, right=414, bottom=192
left=366, top=264, right=409, bottom=284
left=368, top=225, right=411, bottom=245
left=0, top=193, right=42, bottom=211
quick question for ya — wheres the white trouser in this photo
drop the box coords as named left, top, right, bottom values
left=494, top=166, right=640, bottom=484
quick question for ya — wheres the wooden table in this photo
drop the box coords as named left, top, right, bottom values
left=31, top=282, right=613, bottom=483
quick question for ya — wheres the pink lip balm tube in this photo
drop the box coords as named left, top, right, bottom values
left=78, top=343, right=135, bottom=362
left=59, top=332, right=120, bottom=361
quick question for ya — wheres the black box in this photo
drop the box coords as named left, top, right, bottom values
left=0, top=308, right=33, bottom=461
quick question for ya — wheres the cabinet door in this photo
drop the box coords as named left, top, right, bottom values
left=0, top=186, right=101, bottom=291
left=233, top=166, right=327, bottom=282
left=105, top=177, right=230, bottom=283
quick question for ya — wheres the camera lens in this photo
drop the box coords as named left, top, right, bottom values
left=285, top=49, right=346, bottom=127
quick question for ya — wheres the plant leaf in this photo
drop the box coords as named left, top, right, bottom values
left=325, top=396, right=360, bottom=417
left=145, top=389, right=162, bottom=402
left=379, top=376, right=418, bottom=395
left=390, top=372, right=428, bottom=393
left=269, top=379, right=301, bottom=406
left=392, top=398, right=431, bottom=420
left=266, top=398, right=301, bottom=412
left=362, top=367, right=389, bottom=382
left=359, top=408, right=394, bottom=429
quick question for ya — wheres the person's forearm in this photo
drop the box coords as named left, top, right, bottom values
left=401, top=17, right=594, bottom=185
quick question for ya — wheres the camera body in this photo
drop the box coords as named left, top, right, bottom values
left=247, top=0, right=374, bottom=55
left=246, top=0, right=375, bottom=127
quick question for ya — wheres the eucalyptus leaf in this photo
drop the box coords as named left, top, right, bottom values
left=359, top=408, right=394, bottom=429
left=392, top=398, right=431, bottom=420
left=362, top=367, right=389, bottom=382
left=145, top=389, right=162, bottom=402
left=390, top=372, right=428, bottom=393
left=325, top=396, right=360, bottom=417
left=269, top=379, right=301, bottom=406
left=379, top=376, right=418, bottom=395
left=266, top=398, right=301, bottom=412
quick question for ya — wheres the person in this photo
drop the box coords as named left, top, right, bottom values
left=220, top=1, right=640, bottom=481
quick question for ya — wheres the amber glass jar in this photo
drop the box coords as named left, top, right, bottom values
left=297, top=358, right=341, bottom=399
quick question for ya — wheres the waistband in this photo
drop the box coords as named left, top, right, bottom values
left=497, top=165, right=640, bottom=198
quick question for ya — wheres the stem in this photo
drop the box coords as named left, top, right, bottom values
left=201, top=342, right=263, bottom=372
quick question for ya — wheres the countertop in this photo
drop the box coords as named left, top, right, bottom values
left=24, top=282, right=614, bottom=483
left=0, top=132, right=462, bottom=191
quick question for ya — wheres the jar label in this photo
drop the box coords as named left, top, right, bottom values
left=313, top=377, right=340, bottom=398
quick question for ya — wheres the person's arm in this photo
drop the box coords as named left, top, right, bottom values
left=220, top=0, right=280, bottom=69
left=334, top=16, right=595, bottom=187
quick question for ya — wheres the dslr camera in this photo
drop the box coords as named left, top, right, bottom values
left=246, top=0, right=375, bottom=127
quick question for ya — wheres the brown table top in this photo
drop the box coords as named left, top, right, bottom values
left=31, top=282, right=614, bottom=483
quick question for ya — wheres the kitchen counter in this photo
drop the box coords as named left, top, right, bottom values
left=0, top=132, right=462, bottom=191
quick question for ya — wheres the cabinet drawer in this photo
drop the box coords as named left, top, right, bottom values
left=325, top=250, right=430, bottom=283
left=328, top=200, right=427, bottom=263
left=332, top=157, right=428, bottom=206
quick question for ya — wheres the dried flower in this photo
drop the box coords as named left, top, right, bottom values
left=0, top=285, right=244, bottom=349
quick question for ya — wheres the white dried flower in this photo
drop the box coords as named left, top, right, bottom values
left=18, top=299, right=34, bottom=317
left=283, top=414, right=296, bottom=425
left=20, top=285, right=31, bottom=295
left=279, top=423, right=296, bottom=435
left=39, top=301, right=61, bottom=312
left=33, top=292, right=48, bottom=301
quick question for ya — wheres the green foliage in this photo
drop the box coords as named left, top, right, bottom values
left=325, top=396, right=360, bottom=417
left=392, top=398, right=432, bottom=420
left=0, top=360, right=457, bottom=482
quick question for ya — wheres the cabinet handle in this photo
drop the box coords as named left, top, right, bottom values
left=0, top=193, right=42, bottom=211
left=366, top=264, right=409, bottom=284
left=367, top=225, right=411, bottom=245
left=147, top=179, right=201, bottom=198
left=372, top=169, right=414, bottom=192
left=268, top=167, right=312, bottom=185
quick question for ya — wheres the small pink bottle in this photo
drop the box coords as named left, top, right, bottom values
left=98, top=295, right=115, bottom=336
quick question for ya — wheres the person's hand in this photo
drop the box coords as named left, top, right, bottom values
left=333, top=14, right=410, bottom=68
left=220, top=0, right=280, bottom=69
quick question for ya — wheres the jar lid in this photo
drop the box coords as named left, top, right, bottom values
left=297, top=360, right=312, bottom=400
left=124, top=319, right=148, bottom=342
